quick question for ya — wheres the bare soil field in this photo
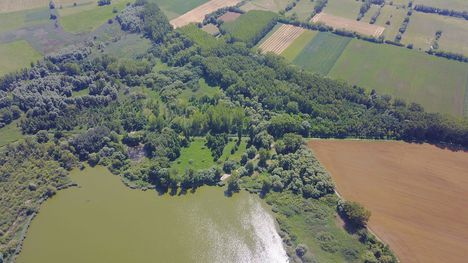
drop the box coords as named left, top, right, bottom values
left=218, top=11, right=241, bottom=22
left=308, top=140, right=468, bottom=263
left=170, top=0, right=241, bottom=28
left=258, top=24, right=305, bottom=54
left=312, top=13, right=385, bottom=37
left=0, top=0, right=89, bottom=13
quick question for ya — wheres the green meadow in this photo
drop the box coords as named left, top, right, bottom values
left=0, top=7, right=50, bottom=34
left=221, top=10, right=277, bottom=44
left=149, top=0, right=208, bottom=19
left=281, top=30, right=317, bottom=61
left=0, top=120, right=23, bottom=147
left=329, top=39, right=468, bottom=116
left=323, top=0, right=361, bottom=20
left=0, top=40, right=42, bottom=76
left=292, top=32, right=351, bottom=75
left=177, top=24, right=222, bottom=50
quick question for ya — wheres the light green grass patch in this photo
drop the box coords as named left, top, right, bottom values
left=60, top=0, right=128, bottom=33
left=177, top=24, right=222, bottom=50
left=241, top=0, right=292, bottom=12
left=361, top=4, right=380, bottom=23
left=329, top=38, right=468, bottom=116
left=221, top=10, right=277, bottom=44
left=286, top=0, right=315, bottom=21
left=323, top=0, right=362, bottom=20
left=281, top=30, right=317, bottom=61
left=103, top=33, right=152, bottom=58
left=403, top=12, right=468, bottom=55
left=149, top=0, right=209, bottom=19
left=374, top=4, right=407, bottom=40
left=220, top=139, right=247, bottom=162
left=171, top=138, right=215, bottom=174
left=0, top=120, right=23, bottom=147
left=0, top=40, right=42, bottom=76
left=0, top=7, right=50, bottom=34
left=414, top=0, right=468, bottom=11
left=179, top=79, right=221, bottom=100
left=292, top=32, right=351, bottom=75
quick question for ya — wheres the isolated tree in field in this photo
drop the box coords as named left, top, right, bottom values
left=339, top=201, right=371, bottom=228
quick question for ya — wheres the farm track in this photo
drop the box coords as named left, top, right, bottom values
left=309, top=140, right=468, bottom=263
left=312, top=12, right=385, bottom=37
left=170, top=0, right=242, bottom=28
left=258, top=24, right=305, bottom=54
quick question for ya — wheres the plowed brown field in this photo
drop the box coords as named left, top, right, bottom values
left=308, top=140, right=468, bottom=263
left=170, top=0, right=241, bottom=28
left=258, top=24, right=305, bottom=54
left=312, top=13, right=385, bottom=37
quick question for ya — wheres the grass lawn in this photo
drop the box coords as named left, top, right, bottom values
left=178, top=79, right=221, bottom=101
left=177, top=24, right=222, bottom=50
left=281, top=30, right=317, bottom=61
left=149, top=0, right=209, bottom=19
left=323, top=0, right=361, bottom=20
left=171, top=137, right=247, bottom=174
left=414, top=0, right=468, bottom=10
left=59, top=0, right=128, bottom=33
left=0, top=7, right=50, bottom=34
left=374, top=4, right=407, bottom=40
left=0, top=40, right=42, bottom=76
left=292, top=32, right=351, bottom=75
left=402, top=12, right=468, bottom=55
left=286, top=0, right=315, bottom=21
left=0, top=120, right=23, bottom=147
left=328, top=38, right=468, bottom=116
left=221, top=10, right=277, bottom=44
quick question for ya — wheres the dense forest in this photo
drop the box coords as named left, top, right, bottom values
left=1, top=1, right=468, bottom=262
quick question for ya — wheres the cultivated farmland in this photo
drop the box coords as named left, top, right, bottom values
left=240, top=0, right=290, bottom=12
left=220, top=10, right=277, bottom=45
left=0, top=40, right=42, bottom=76
left=328, top=39, right=468, bottom=116
left=281, top=30, right=317, bottom=61
left=308, top=140, right=468, bottom=263
left=322, top=0, right=361, bottom=20
left=150, top=0, right=209, bottom=19
left=373, top=4, right=407, bottom=40
left=285, top=0, right=315, bottom=22
left=258, top=24, right=305, bottom=55
left=0, top=0, right=87, bottom=13
left=312, top=13, right=385, bottom=37
left=169, top=0, right=241, bottom=28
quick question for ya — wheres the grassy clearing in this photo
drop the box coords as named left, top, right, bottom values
left=240, top=0, right=292, bottom=12
left=0, top=40, right=42, bottom=76
left=286, top=0, right=315, bottom=21
left=179, top=79, right=221, bottom=100
left=0, top=7, right=49, bottom=34
left=402, top=12, right=468, bottom=55
left=102, top=33, right=152, bottom=58
left=374, top=4, right=407, bottom=40
left=149, top=0, right=208, bottom=19
left=281, top=30, right=317, bottom=61
left=221, top=10, right=277, bottom=44
left=177, top=24, right=222, bottom=49
left=171, top=137, right=247, bottom=174
left=59, top=0, right=128, bottom=33
left=414, top=0, right=468, bottom=10
left=0, top=120, right=23, bottom=147
left=323, top=0, right=361, bottom=20
left=292, top=32, right=351, bottom=75
left=328, top=38, right=468, bottom=116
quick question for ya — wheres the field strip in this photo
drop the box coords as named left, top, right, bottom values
left=311, top=13, right=385, bottom=37
left=258, top=24, right=305, bottom=54
left=170, top=0, right=242, bottom=29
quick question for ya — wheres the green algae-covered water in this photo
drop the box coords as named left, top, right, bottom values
left=16, top=166, right=288, bottom=263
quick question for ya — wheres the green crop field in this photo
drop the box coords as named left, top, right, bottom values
left=0, top=7, right=49, bottom=34
left=149, top=0, right=208, bottom=19
left=281, top=30, right=317, bottom=61
left=240, top=0, right=291, bottom=12
left=286, top=0, right=315, bottom=21
left=402, top=12, right=468, bottom=55
left=374, top=5, right=407, bottom=40
left=59, top=0, right=128, bottom=33
left=221, top=10, right=277, bottom=44
left=328, top=39, right=468, bottom=116
left=323, top=0, right=361, bottom=20
left=292, top=32, right=351, bottom=75
left=0, top=40, right=42, bottom=76
left=177, top=24, right=222, bottom=50
left=414, top=0, right=468, bottom=10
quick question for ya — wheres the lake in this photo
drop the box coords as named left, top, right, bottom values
left=16, top=166, right=288, bottom=263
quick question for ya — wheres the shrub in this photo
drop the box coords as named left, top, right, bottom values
left=338, top=200, right=371, bottom=227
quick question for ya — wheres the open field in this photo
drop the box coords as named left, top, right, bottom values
left=0, top=0, right=90, bottom=13
left=402, top=12, right=468, bottom=55
left=0, top=7, right=50, bottom=34
left=221, top=10, right=277, bottom=44
left=328, top=38, right=468, bottom=116
left=292, top=32, right=351, bottom=75
left=286, top=0, right=315, bottom=21
left=312, top=13, right=385, bottom=37
left=414, top=0, right=468, bottom=10
left=308, top=139, right=468, bottom=263
left=149, top=0, right=209, bottom=19
left=0, top=40, right=42, bottom=76
left=177, top=24, right=221, bottom=49
left=0, top=120, right=22, bottom=147
left=258, top=24, right=305, bottom=55
left=240, top=0, right=291, bottom=12
left=374, top=4, right=407, bottom=40
left=170, top=0, right=241, bottom=28
left=322, top=0, right=361, bottom=20
left=281, top=30, right=317, bottom=61
left=59, top=0, right=128, bottom=33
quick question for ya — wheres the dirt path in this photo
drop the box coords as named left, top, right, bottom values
left=308, top=140, right=468, bottom=263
